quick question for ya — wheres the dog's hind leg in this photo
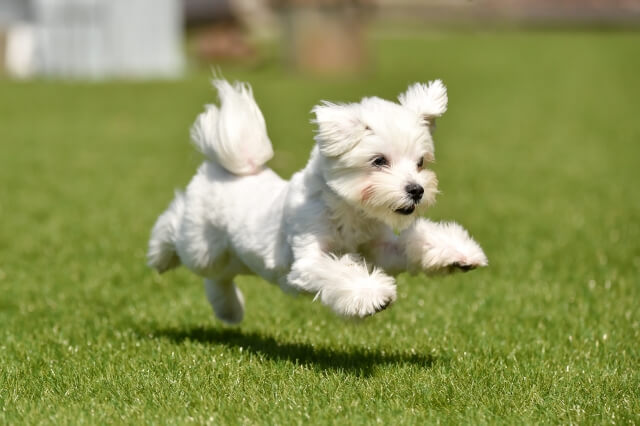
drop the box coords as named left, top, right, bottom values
left=203, top=256, right=248, bottom=325
left=148, top=192, right=185, bottom=273
left=204, top=277, right=245, bottom=325
left=173, top=211, right=247, bottom=324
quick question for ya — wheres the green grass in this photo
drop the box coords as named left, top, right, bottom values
left=1, top=30, right=639, bottom=424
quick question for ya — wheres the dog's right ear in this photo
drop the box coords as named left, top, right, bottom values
left=312, top=102, right=367, bottom=157
left=398, top=80, right=448, bottom=130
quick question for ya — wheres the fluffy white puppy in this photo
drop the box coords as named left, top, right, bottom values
left=147, top=79, right=487, bottom=324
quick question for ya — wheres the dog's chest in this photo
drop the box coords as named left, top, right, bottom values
left=328, top=205, right=379, bottom=253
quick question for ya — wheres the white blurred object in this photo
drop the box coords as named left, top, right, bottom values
left=33, top=0, right=184, bottom=79
left=0, top=0, right=184, bottom=79
left=5, top=24, right=36, bottom=79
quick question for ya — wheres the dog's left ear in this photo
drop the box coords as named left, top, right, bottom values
left=312, top=102, right=367, bottom=157
left=398, top=80, right=448, bottom=130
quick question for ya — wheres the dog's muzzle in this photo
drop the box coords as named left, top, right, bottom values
left=394, top=183, right=424, bottom=215
left=394, top=204, right=416, bottom=215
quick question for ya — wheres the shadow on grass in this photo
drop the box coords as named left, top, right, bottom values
left=145, top=325, right=436, bottom=377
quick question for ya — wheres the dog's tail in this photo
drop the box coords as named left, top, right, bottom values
left=190, top=79, right=274, bottom=175
left=147, top=191, right=185, bottom=273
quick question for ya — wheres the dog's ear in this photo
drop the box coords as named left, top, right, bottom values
left=312, top=102, right=367, bottom=157
left=398, top=80, right=448, bottom=130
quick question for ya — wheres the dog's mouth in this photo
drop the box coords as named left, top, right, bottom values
left=394, top=205, right=416, bottom=215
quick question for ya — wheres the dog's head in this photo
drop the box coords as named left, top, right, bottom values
left=312, top=80, right=448, bottom=229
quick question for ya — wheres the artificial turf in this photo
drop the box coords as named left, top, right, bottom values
left=1, top=30, right=639, bottom=424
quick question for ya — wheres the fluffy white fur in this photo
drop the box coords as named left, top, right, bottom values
left=148, top=79, right=487, bottom=324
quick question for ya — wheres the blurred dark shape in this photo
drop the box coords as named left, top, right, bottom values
left=185, top=0, right=268, bottom=63
left=193, top=23, right=257, bottom=61
left=272, top=0, right=375, bottom=74
left=184, top=0, right=234, bottom=26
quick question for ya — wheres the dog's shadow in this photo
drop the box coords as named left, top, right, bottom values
left=145, top=325, right=436, bottom=377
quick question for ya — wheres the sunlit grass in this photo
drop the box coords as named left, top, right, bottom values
left=1, top=30, right=639, bottom=424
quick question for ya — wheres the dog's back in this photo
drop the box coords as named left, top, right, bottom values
left=147, top=80, right=277, bottom=275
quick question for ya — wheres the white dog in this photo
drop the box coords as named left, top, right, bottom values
left=147, top=79, right=487, bottom=324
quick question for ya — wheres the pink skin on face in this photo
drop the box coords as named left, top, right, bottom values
left=361, top=184, right=374, bottom=203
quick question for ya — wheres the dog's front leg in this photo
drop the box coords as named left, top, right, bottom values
left=399, top=218, right=488, bottom=274
left=287, top=247, right=397, bottom=317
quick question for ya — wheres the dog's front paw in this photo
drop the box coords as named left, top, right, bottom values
left=421, top=226, right=488, bottom=272
left=404, top=220, right=487, bottom=273
left=450, top=261, right=482, bottom=273
left=316, top=268, right=397, bottom=318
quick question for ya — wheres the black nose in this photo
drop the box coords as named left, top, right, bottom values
left=405, top=183, right=424, bottom=201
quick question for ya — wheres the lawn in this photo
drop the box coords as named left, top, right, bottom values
left=1, top=30, right=639, bottom=424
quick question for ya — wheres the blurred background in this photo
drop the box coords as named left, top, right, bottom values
left=0, top=0, right=638, bottom=78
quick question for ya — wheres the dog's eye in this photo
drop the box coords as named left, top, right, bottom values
left=417, top=157, right=424, bottom=169
left=371, top=155, right=389, bottom=168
